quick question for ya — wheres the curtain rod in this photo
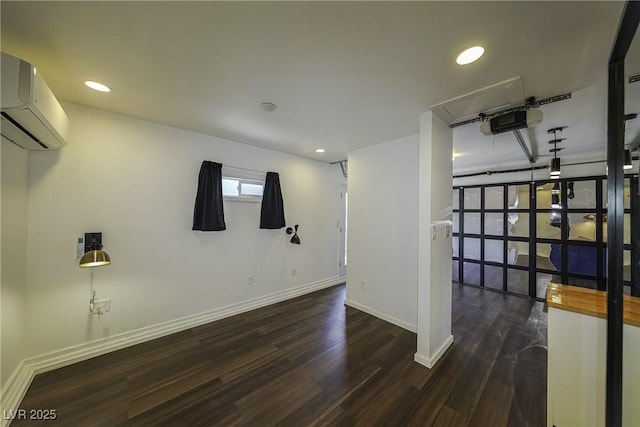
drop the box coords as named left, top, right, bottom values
left=221, top=164, right=267, bottom=174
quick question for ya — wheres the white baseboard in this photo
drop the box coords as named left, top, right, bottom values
left=1, top=276, right=345, bottom=424
left=344, top=299, right=417, bottom=332
left=414, top=334, right=454, bottom=369
left=1, top=361, right=32, bottom=427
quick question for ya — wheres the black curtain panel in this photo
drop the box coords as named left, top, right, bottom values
left=260, top=172, right=286, bottom=229
left=192, top=161, right=226, bottom=231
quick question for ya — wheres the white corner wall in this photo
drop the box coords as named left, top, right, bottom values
left=415, top=111, right=453, bottom=368
left=1, top=140, right=28, bottom=395
left=345, top=134, right=419, bottom=331
left=21, top=103, right=345, bottom=361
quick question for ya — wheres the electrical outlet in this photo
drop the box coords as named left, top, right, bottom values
left=360, top=279, right=366, bottom=289
left=248, top=274, right=254, bottom=285
left=445, top=224, right=451, bottom=238
left=291, top=268, right=297, bottom=276
left=93, top=299, right=111, bottom=315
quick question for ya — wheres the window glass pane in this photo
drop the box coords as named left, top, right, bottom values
left=624, top=250, right=631, bottom=282
left=537, top=243, right=560, bottom=272
left=602, top=213, right=631, bottom=244
left=464, top=188, right=481, bottom=210
left=536, top=183, right=554, bottom=209
left=452, top=213, right=459, bottom=233
left=603, top=178, right=631, bottom=209
left=484, top=265, right=503, bottom=290
left=625, top=213, right=631, bottom=245
left=568, top=245, right=599, bottom=276
left=240, top=182, right=263, bottom=196
left=453, top=237, right=459, bottom=258
left=484, top=213, right=503, bottom=236
left=464, top=213, right=481, bottom=235
left=464, top=238, right=481, bottom=260
left=485, top=186, right=504, bottom=209
left=536, top=272, right=555, bottom=299
left=453, top=189, right=459, bottom=210
left=568, top=213, right=597, bottom=242
left=537, top=213, right=562, bottom=240
left=222, top=178, right=239, bottom=196
left=509, top=184, right=530, bottom=210
left=507, top=268, right=529, bottom=295
left=567, top=180, right=596, bottom=209
left=463, top=262, right=481, bottom=285
left=485, top=239, right=503, bottom=263
left=452, top=260, right=459, bottom=282
left=508, top=241, right=526, bottom=265
left=567, top=277, right=598, bottom=290
left=508, top=213, right=529, bottom=237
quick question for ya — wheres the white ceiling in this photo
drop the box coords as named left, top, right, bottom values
left=1, top=1, right=638, bottom=170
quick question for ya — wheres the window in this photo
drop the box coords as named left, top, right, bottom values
left=221, top=166, right=266, bottom=202
left=452, top=175, right=639, bottom=300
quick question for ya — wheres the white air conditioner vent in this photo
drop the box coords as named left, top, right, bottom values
left=1, top=52, right=69, bottom=150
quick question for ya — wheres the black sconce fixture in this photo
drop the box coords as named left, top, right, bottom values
left=286, top=225, right=301, bottom=244
left=567, top=182, right=575, bottom=199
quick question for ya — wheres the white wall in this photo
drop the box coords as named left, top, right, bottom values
left=345, top=134, right=419, bottom=331
left=22, top=103, right=345, bottom=359
left=1, top=140, right=28, bottom=389
left=415, top=111, right=453, bottom=367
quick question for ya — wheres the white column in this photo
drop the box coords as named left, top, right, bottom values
left=414, top=111, right=454, bottom=368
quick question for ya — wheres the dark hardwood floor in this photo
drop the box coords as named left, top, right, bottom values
left=14, top=283, right=547, bottom=426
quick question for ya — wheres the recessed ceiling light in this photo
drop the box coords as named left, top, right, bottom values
left=84, top=81, right=111, bottom=92
left=315, top=148, right=326, bottom=153
left=455, top=46, right=485, bottom=65
left=261, top=102, right=277, bottom=112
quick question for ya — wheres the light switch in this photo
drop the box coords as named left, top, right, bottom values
left=76, top=236, right=85, bottom=259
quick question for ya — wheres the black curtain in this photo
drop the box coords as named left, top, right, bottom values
left=260, top=172, right=285, bottom=229
left=192, top=161, right=226, bottom=231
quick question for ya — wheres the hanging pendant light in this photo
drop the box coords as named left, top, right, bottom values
left=548, top=127, right=565, bottom=178
left=624, top=149, right=633, bottom=170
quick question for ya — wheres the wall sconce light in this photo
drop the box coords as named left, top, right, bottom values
left=286, top=225, right=301, bottom=244
left=79, top=233, right=111, bottom=268
left=624, top=149, right=633, bottom=170
left=78, top=232, right=112, bottom=315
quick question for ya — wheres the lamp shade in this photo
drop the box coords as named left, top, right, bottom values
left=624, top=149, right=633, bottom=170
left=79, top=249, right=111, bottom=268
left=550, top=158, right=561, bottom=176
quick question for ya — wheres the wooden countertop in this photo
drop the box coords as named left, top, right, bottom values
left=546, top=283, right=640, bottom=327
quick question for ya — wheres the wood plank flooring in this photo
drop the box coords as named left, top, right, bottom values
left=13, top=283, right=547, bottom=426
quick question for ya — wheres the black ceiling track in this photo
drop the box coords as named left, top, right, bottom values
left=449, top=93, right=572, bottom=129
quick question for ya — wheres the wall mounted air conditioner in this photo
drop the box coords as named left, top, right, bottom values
left=1, top=52, right=69, bottom=150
